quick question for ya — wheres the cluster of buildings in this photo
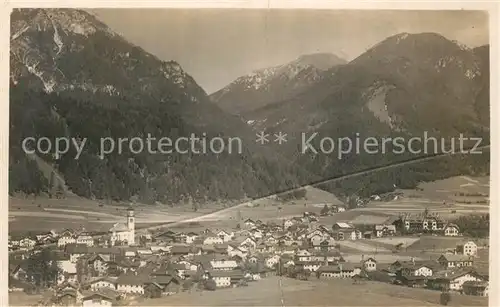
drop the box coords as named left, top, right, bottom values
left=8, top=207, right=487, bottom=306
left=400, top=213, right=461, bottom=236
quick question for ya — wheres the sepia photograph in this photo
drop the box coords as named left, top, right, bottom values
left=6, top=4, right=493, bottom=306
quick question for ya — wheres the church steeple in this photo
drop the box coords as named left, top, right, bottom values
left=127, top=206, right=135, bottom=231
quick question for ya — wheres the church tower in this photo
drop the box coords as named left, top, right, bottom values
left=127, top=207, right=135, bottom=245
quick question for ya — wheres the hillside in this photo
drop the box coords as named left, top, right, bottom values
left=9, top=8, right=314, bottom=204
left=210, top=53, right=346, bottom=115
left=220, top=32, right=490, bottom=198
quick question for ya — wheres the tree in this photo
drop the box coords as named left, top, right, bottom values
left=204, top=279, right=217, bottom=291
left=25, top=248, right=61, bottom=290
left=440, top=291, right=451, bottom=305
left=320, top=204, right=330, bottom=216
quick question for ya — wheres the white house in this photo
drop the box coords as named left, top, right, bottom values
left=19, top=237, right=36, bottom=249
left=89, top=278, right=116, bottom=291
left=462, top=241, right=478, bottom=256
left=210, top=259, right=238, bottom=271
left=296, top=249, right=312, bottom=262
left=244, top=219, right=256, bottom=228
left=303, top=262, right=322, bottom=272
left=185, top=232, right=198, bottom=244
left=444, top=224, right=460, bottom=236
left=446, top=271, right=484, bottom=291
left=414, top=265, right=434, bottom=277
left=76, top=234, right=94, bottom=247
left=202, top=235, right=224, bottom=246
left=58, top=235, right=76, bottom=247
left=265, top=255, right=280, bottom=268
left=211, top=275, right=231, bottom=288
left=115, top=275, right=145, bottom=295
left=362, top=257, right=377, bottom=272
left=82, top=292, right=114, bottom=307
left=216, top=230, right=234, bottom=242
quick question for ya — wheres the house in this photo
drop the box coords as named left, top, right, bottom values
left=249, top=229, right=263, bottom=239
left=284, top=219, right=295, bottom=229
left=332, top=229, right=360, bottom=241
left=374, top=224, right=396, bottom=237
left=171, top=245, right=191, bottom=256
left=457, top=241, right=478, bottom=257
left=19, top=237, right=36, bottom=249
left=82, top=291, right=119, bottom=307
left=115, top=274, right=148, bottom=295
left=199, top=233, right=224, bottom=245
left=58, top=235, right=77, bottom=247
left=362, top=257, right=377, bottom=272
left=303, top=261, right=322, bottom=272
left=428, top=269, right=485, bottom=292
left=76, top=233, right=94, bottom=247
left=216, top=230, right=234, bottom=242
left=317, top=238, right=336, bottom=251
left=316, top=263, right=361, bottom=278
left=463, top=280, right=489, bottom=296
left=244, top=219, right=256, bottom=228
left=227, top=245, right=248, bottom=259
left=88, top=277, right=117, bottom=291
left=397, top=261, right=436, bottom=277
left=185, top=232, right=198, bottom=244
left=88, top=254, right=110, bottom=276
left=295, top=249, right=312, bottom=262
left=444, top=223, right=460, bottom=236
left=265, top=255, right=280, bottom=268
left=438, top=254, right=474, bottom=268
left=208, top=270, right=244, bottom=288
left=210, top=259, right=238, bottom=271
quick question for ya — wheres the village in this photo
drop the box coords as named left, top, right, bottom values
left=8, top=202, right=490, bottom=306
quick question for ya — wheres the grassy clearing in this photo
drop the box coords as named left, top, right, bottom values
left=132, top=276, right=487, bottom=306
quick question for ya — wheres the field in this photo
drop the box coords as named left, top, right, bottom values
left=8, top=195, right=207, bottom=234
left=9, top=175, right=490, bottom=236
left=131, top=276, right=488, bottom=306
left=357, top=176, right=489, bottom=219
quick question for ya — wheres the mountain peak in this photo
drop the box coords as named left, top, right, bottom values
left=210, top=52, right=346, bottom=114
left=293, top=53, right=347, bottom=70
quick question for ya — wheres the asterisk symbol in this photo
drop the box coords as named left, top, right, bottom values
left=274, top=132, right=288, bottom=145
left=256, top=131, right=270, bottom=144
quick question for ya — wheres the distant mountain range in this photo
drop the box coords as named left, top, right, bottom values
left=9, top=8, right=490, bottom=205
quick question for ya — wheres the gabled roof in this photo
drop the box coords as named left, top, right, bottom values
left=438, top=254, right=474, bottom=262
left=116, top=273, right=149, bottom=286
left=110, top=223, right=128, bottom=232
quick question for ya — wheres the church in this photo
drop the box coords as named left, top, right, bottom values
left=109, top=207, right=135, bottom=246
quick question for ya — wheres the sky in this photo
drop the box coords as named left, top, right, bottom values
left=91, top=9, right=489, bottom=94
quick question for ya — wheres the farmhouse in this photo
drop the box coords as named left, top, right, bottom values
left=82, top=291, right=118, bottom=307
left=88, top=277, right=117, bottom=291
left=76, top=233, right=94, bottom=247
left=463, top=280, right=489, bottom=297
left=438, top=254, right=474, bottom=269
left=444, top=223, right=460, bottom=236
left=374, top=224, right=396, bottom=237
left=58, top=235, right=76, bottom=247
left=316, top=263, right=361, bottom=278
left=208, top=270, right=244, bottom=288
left=362, top=257, right=377, bottom=272
left=428, top=270, right=485, bottom=292
left=115, top=274, right=147, bottom=295
left=456, top=241, right=478, bottom=256
left=209, top=259, right=238, bottom=271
